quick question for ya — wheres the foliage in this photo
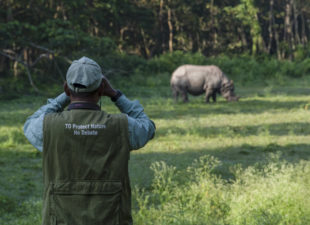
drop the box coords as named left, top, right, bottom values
left=225, top=0, right=264, bottom=54
left=140, top=51, right=208, bottom=74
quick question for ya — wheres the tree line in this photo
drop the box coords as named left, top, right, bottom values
left=1, top=0, right=310, bottom=79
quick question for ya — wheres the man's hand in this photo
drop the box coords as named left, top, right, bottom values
left=101, top=76, right=118, bottom=98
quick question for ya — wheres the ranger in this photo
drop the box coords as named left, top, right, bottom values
left=24, top=56, right=156, bottom=225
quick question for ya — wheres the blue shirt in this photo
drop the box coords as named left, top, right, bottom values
left=23, top=93, right=155, bottom=151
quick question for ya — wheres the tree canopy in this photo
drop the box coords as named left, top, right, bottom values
left=1, top=0, right=310, bottom=82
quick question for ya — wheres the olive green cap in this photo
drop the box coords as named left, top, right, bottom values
left=66, top=57, right=103, bottom=93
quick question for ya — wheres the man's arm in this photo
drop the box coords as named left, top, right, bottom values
left=101, top=77, right=155, bottom=150
left=23, top=93, right=70, bottom=152
left=114, top=94, right=156, bottom=150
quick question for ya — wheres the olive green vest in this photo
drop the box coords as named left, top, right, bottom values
left=43, top=109, right=132, bottom=225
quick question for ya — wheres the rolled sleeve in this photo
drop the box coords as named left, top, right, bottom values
left=115, top=94, right=155, bottom=150
left=23, top=93, right=70, bottom=152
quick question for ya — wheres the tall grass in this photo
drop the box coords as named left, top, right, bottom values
left=132, top=155, right=310, bottom=225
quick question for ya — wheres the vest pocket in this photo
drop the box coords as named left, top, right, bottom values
left=52, top=180, right=122, bottom=225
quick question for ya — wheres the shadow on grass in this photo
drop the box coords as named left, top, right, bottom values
left=0, top=112, right=30, bottom=127
left=156, top=122, right=310, bottom=138
left=0, top=147, right=42, bottom=214
left=147, top=99, right=309, bottom=119
left=126, top=84, right=310, bottom=99
left=237, top=86, right=310, bottom=97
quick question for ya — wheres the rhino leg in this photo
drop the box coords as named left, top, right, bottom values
left=205, top=88, right=214, bottom=103
left=171, top=84, right=188, bottom=102
left=172, top=86, right=179, bottom=102
left=181, top=90, right=188, bottom=102
left=212, top=92, right=217, bottom=102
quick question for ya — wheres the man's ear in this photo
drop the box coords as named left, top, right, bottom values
left=64, top=82, right=71, bottom=96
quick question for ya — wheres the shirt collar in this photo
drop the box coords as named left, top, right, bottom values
left=67, top=102, right=101, bottom=111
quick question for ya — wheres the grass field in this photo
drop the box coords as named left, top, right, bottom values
left=1, top=76, right=310, bottom=224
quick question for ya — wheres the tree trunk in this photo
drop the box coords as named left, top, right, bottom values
left=238, top=26, right=248, bottom=50
left=293, top=0, right=301, bottom=45
left=23, top=48, right=28, bottom=65
left=274, top=24, right=281, bottom=60
left=91, top=18, right=99, bottom=37
left=210, top=0, right=218, bottom=48
left=0, top=56, right=5, bottom=75
left=159, top=0, right=165, bottom=52
left=300, top=10, right=308, bottom=45
left=267, top=0, right=274, bottom=53
left=7, top=7, right=13, bottom=21
left=191, top=32, right=199, bottom=53
left=49, top=0, right=53, bottom=9
left=140, top=28, right=151, bottom=58
left=255, top=13, right=267, bottom=54
left=13, top=61, right=19, bottom=77
left=54, top=2, right=67, bottom=20
left=167, top=7, right=173, bottom=53
left=119, top=27, right=129, bottom=53
left=284, top=0, right=293, bottom=59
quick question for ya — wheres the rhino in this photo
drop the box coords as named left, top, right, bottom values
left=170, top=65, right=239, bottom=103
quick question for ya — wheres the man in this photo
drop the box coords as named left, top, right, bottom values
left=23, top=56, right=156, bottom=225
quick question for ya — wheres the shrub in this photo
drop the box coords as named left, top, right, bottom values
left=141, top=51, right=208, bottom=74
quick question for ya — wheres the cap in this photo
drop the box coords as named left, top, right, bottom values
left=66, top=56, right=103, bottom=93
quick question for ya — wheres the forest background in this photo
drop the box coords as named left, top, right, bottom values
left=1, top=0, right=310, bottom=97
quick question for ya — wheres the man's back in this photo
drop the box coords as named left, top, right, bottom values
left=42, top=110, right=132, bottom=225
left=24, top=57, right=155, bottom=225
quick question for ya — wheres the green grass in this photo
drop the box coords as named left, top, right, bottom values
left=1, top=76, right=310, bottom=224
